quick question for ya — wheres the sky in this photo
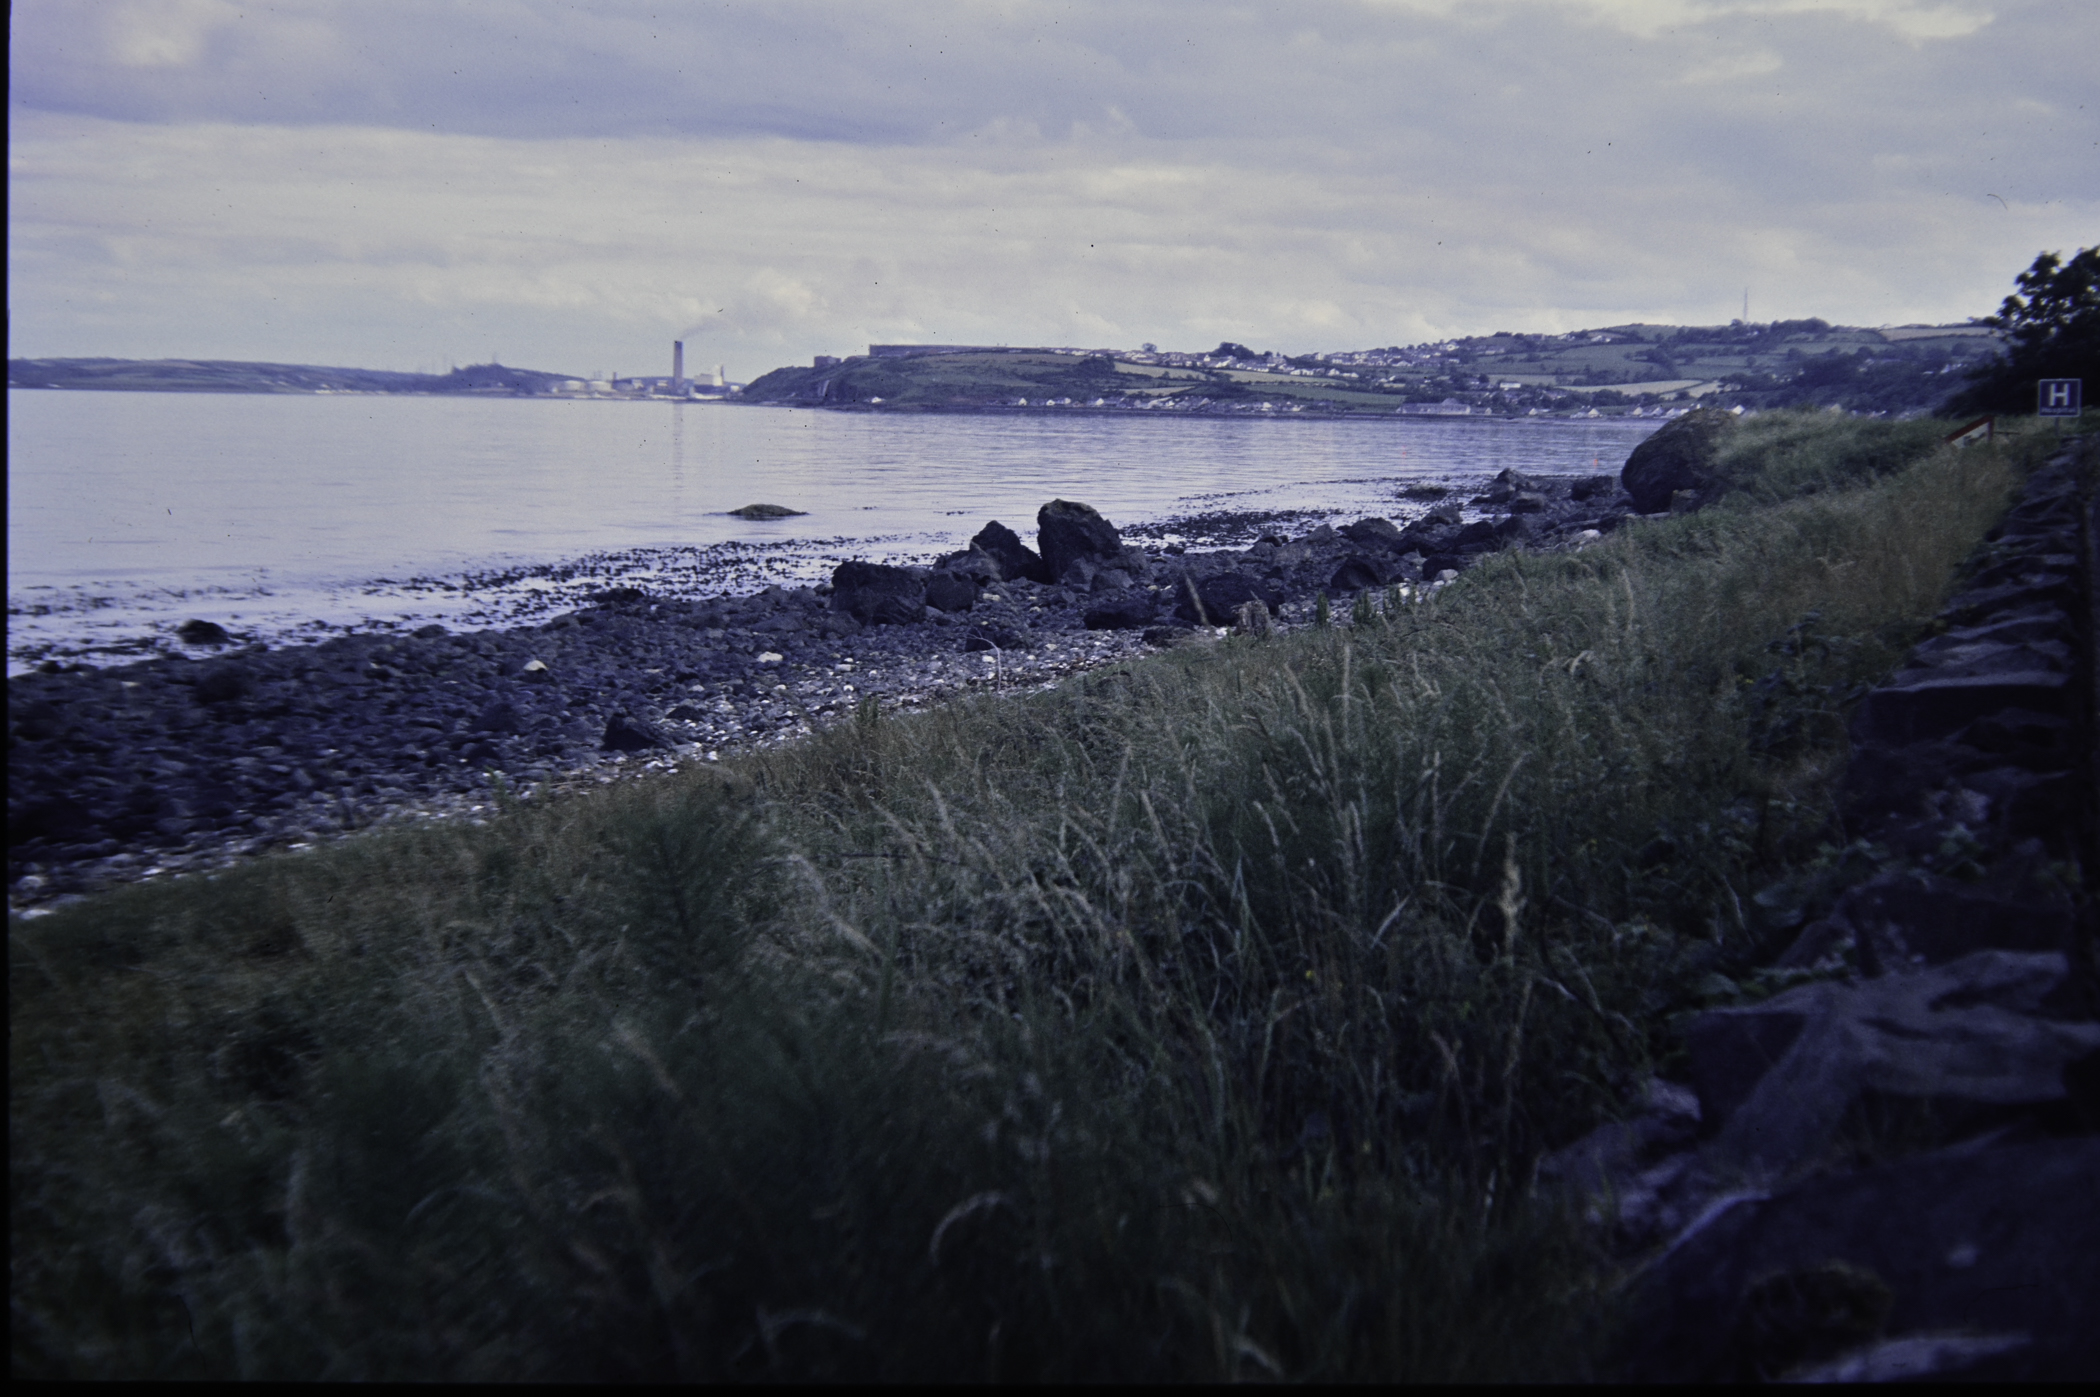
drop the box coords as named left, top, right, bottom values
left=8, top=0, right=2097, bottom=381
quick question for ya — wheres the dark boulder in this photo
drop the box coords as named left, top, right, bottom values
left=1083, top=593, right=1157, bottom=630
left=1569, top=473, right=1618, bottom=502
left=962, top=624, right=1024, bottom=653
left=176, top=619, right=232, bottom=646
left=1447, top=520, right=1501, bottom=551
left=473, top=699, right=523, bottom=734
left=193, top=663, right=252, bottom=705
left=1037, top=499, right=1123, bottom=583
left=935, top=548, right=1001, bottom=585
left=10, top=794, right=98, bottom=846
left=1329, top=556, right=1388, bottom=592
left=924, top=572, right=980, bottom=613
left=830, top=561, right=927, bottom=626
left=1340, top=517, right=1407, bottom=551
left=1621, top=407, right=1737, bottom=513
left=970, top=521, right=1051, bottom=583
left=1173, top=572, right=1280, bottom=626
left=1614, top=1137, right=2100, bottom=1382
left=602, top=711, right=673, bottom=753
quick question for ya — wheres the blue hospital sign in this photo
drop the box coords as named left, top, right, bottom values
left=2037, top=379, right=2082, bottom=416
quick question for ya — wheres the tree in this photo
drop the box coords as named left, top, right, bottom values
left=1942, top=247, right=2100, bottom=416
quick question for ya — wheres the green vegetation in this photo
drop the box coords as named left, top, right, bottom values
left=744, top=318, right=2004, bottom=417
left=1943, top=246, right=2100, bottom=418
left=5, top=358, right=577, bottom=396
left=12, top=416, right=2064, bottom=1380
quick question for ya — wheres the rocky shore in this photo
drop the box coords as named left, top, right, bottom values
left=8, top=469, right=1634, bottom=914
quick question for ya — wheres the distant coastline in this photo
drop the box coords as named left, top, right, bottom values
left=9, top=316, right=2001, bottom=418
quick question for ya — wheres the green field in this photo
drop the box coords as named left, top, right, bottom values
left=744, top=318, right=2003, bottom=416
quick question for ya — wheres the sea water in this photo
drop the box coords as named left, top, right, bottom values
left=6, top=390, right=1659, bottom=672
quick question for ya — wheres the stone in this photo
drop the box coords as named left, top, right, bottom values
left=728, top=503, right=807, bottom=519
left=961, top=624, right=1024, bottom=653
left=1173, top=572, right=1279, bottom=626
left=1620, top=406, right=1737, bottom=513
left=935, top=548, right=1001, bottom=585
left=473, top=699, right=523, bottom=734
left=1083, top=593, right=1156, bottom=630
left=1613, top=1137, right=2100, bottom=1381
left=1508, top=490, right=1550, bottom=514
left=1688, top=951, right=2100, bottom=1176
left=1232, top=600, right=1273, bottom=635
left=1089, top=567, right=1135, bottom=593
left=1830, top=870, right=2077, bottom=964
left=1036, top=499, right=1123, bottom=583
left=1569, top=474, right=1617, bottom=502
left=193, top=663, right=251, bottom=705
left=923, top=572, right=979, bottom=613
left=1340, top=517, right=1407, bottom=550
left=1851, top=668, right=2071, bottom=746
left=176, top=619, right=232, bottom=646
left=1328, top=556, right=1386, bottom=592
left=969, top=521, right=1051, bottom=583
left=602, top=712, right=673, bottom=752
left=830, top=560, right=927, bottom=626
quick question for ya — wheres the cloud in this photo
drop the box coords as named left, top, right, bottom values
left=8, top=1, right=2097, bottom=373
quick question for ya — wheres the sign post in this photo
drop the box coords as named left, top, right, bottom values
left=2037, top=379, right=2082, bottom=417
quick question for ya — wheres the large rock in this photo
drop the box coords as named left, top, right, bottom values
left=1083, top=593, right=1157, bottom=630
left=1036, top=499, right=1123, bottom=584
left=830, top=561, right=927, bottom=625
left=1613, top=1136, right=2100, bottom=1381
left=923, top=571, right=979, bottom=613
left=601, top=711, right=674, bottom=753
left=1621, top=407, right=1737, bottom=514
left=1684, top=950, right=2100, bottom=1175
left=1173, top=571, right=1281, bottom=626
left=934, top=547, right=1001, bottom=585
left=969, top=521, right=1051, bottom=583
left=176, top=618, right=232, bottom=646
left=1340, top=517, right=1407, bottom=551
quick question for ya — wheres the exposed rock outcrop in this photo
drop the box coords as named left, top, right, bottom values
left=1621, top=407, right=1738, bottom=513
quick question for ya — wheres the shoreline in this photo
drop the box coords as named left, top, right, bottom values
left=8, top=473, right=1635, bottom=915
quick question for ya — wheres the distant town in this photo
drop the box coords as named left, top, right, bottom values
left=8, top=317, right=2004, bottom=418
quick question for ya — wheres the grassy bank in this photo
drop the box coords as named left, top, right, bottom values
left=10, top=417, right=2062, bottom=1379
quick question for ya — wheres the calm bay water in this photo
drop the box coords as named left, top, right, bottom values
left=6, top=390, right=1659, bottom=672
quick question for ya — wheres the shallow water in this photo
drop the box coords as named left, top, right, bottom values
left=6, top=390, right=1658, bottom=671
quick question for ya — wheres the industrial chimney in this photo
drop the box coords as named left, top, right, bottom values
left=672, top=340, right=686, bottom=394
left=714, top=364, right=726, bottom=389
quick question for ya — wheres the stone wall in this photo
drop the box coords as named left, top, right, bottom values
left=1562, top=434, right=2099, bottom=1381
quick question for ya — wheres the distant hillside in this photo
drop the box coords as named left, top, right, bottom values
left=744, top=320, right=2004, bottom=418
left=6, top=358, right=581, bottom=396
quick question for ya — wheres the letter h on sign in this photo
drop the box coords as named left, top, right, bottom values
left=2037, top=378, right=2082, bottom=417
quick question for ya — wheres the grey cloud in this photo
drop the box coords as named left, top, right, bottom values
left=8, top=1, right=2096, bottom=373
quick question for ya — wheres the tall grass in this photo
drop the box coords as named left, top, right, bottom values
left=11, top=423, right=2046, bottom=1379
